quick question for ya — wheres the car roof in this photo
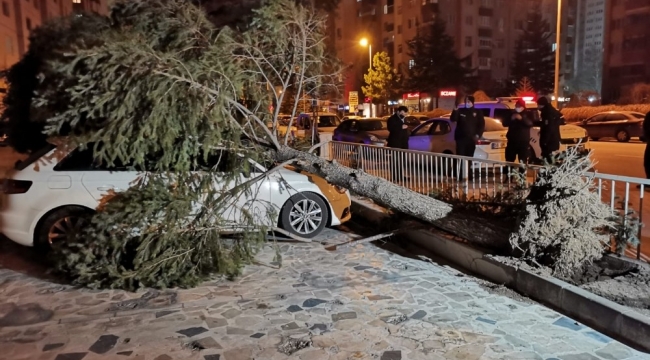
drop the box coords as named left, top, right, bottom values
left=591, top=111, right=641, bottom=116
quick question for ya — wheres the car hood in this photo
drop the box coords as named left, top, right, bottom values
left=482, top=130, right=508, bottom=141
left=366, top=130, right=390, bottom=139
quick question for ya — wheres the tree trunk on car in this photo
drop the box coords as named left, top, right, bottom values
left=275, top=145, right=513, bottom=249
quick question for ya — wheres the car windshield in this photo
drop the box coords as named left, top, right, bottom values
left=357, top=120, right=387, bottom=131
left=318, top=115, right=340, bottom=127
left=631, top=112, right=646, bottom=119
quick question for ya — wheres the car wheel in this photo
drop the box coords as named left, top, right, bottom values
left=36, top=206, right=92, bottom=252
left=280, top=192, right=329, bottom=238
left=615, top=130, right=630, bottom=143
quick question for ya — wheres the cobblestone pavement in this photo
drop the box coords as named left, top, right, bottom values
left=0, top=228, right=649, bottom=360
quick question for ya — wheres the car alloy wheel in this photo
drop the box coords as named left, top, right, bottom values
left=288, top=198, right=323, bottom=235
left=616, top=130, right=630, bottom=142
left=48, top=215, right=88, bottom=245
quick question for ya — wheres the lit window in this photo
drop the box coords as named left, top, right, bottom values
left=408, top=59, right=415, bottom=69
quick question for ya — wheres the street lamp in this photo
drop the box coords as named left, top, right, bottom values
left=359, top=38, right=372, bottom=70
left=553, top=0, right=562, bottom=108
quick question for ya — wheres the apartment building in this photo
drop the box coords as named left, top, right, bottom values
left=602, top=0, right=650, bottom=103
left=332, top=0, right=584, bottom=108
left=0, top=0, right=107, bottom=74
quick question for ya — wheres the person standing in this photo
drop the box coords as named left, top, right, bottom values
left=387, top=106, right=410, bottom=181
left=451, top=95, right=485, bottom=157
left=536, top=96, right=564, bottom=162
left=451, top=95, right=485, bottom=179
left=503, top=99, right=534, bottom=175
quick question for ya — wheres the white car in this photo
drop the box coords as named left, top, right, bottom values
left=458, top=98, right=590, bottom=157
left=409, top=117, right=508, bottom=162
left=0, top=144, right=352, bottom=248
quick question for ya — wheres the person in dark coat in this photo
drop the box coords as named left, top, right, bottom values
left=643, top=112, right=650, bottom=179
left=387, top=105, right=409, bottom=149
left=503, top=99, right=534, bottom=175
left=387, top=106, right=410, bottom=181
left=536, top=96, right=564, bottom=162
left=451, top=95, right=485, bottom=157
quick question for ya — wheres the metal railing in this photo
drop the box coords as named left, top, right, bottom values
left=328, top=141, right=649, bottom=262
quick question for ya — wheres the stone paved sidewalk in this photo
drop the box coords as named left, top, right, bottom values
left=0, top=228, right=649, bottom=360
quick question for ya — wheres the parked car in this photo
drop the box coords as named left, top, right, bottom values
left=458, top=98, right=590, bottom=157
left=577, top=111, right=645, bottom=142
left=332, top=118, right=388, bottom=145
left=409, top=117, right=507, bottom=161
left=0, top=144, right=352, bottom=248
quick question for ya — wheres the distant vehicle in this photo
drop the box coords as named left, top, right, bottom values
left=576, top=111, right=645, bottom=142
left=332, top=118, right=388, bottom=146
left=459, top=98, right=590, bottom=156
left=342, top=115, right=364, bottom=121
left=409, top=117, right=507, bottom=162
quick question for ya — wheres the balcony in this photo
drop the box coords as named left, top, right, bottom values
left=478, top=28, right=493, bottom=37
left=478, top=7, right=493, bottom=17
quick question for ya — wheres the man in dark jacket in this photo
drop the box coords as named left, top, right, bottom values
left=387, top=105, right=409, bottom=149
left=536, top=96, right=564, bottom=162
left=387, top=106, right=410, bottom=181
left=503, top=99, right=534, bottom=175
left=451, top=95, right=485, bottom=157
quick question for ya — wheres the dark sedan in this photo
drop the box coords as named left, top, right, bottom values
left=578, top=111, right=645, bottom=142
left=332, top=118, right=388, bottom=145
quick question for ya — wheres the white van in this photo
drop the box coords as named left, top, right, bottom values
left=458, top=97, right=589, bottom=159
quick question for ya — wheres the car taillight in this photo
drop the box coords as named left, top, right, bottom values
left=1, top=179, right=33, bottom=194
left=476, top=139, right=492, bottom=145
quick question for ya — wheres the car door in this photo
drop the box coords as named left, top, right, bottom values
left=54, top=146, right=137, bottom=202
left=408, top=121, right=434, bottom=151
left=430, top=120, right=455, bottom=153
left=604, top=113, right=628, bottom=137
left=333, top=121, right=352, bottom=142
left=582, top=114, right=606, bottom=138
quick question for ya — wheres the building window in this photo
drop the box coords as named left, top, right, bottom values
left=408, top=59, right=415, bottom=69
left=479, top=16, right=490, bottom=27
left=73, top=0, right=81, bottom=3
left=5, top=36, right=13, bottom=55
left=397, top=25, right=402, bottom=34
left=26, top=18, right=32, bottom=31
left=1, top=1, right=9, bottom=16
left=408, top=19, right=412, bottom=29
left=465, top=36, right=472, bottom=47
left=398, top=44, right=403, bottom=53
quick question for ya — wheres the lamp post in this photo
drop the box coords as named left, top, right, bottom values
left=553, top=0, right=562, bottom=108
left=359, top=38, right=372, bottom=70
left=359, top=38, right=373, bottom=116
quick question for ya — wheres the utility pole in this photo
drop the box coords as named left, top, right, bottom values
left=553, top=0, right=562, bottom=108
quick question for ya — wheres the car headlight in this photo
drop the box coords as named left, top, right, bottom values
left=369, top=135, right=379, bottom=142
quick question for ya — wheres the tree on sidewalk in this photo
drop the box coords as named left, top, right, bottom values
left=362, top=51, right=401, bottom=109
left=406, top=18, right=471, bottom=99
left=1, top=0, right=459, bottom=289
left=509, top=10, right=555, bottom=95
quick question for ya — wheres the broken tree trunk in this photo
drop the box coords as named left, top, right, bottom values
left=275, top=146, right=513, bottom=249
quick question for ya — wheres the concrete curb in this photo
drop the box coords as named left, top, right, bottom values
left=351, top=197, right=650, bottom=353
